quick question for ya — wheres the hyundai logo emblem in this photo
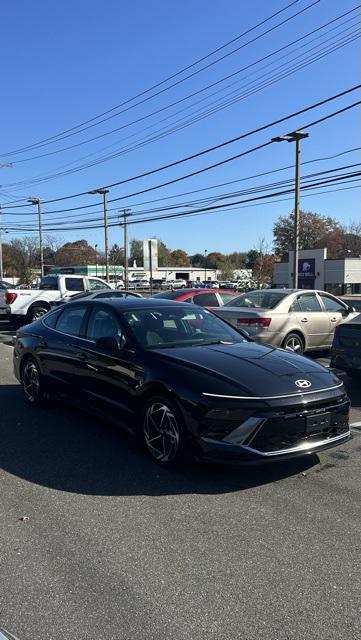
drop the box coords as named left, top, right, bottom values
left=295, top=379, right=312, bottom=389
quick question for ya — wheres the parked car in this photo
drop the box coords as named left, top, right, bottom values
left=128, top=279, right=150, bottom=290
left=213, top=288, right=357, bottom=354
left=50, top=288, right=142, bottom=308
left=2, top=274, right=112, bottom=325
left=152, top=288, right=238, bottom=308
left=14, top=298, right=350, bottom=466
left=166, top=279, right=187, bottom=289
left=203, top=280, right=220, bottom=289
left=331, top=313, right=361, bottom=379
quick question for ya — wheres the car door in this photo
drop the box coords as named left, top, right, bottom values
left=318, top=293, right=350, bottom=346
left=40, top=303, right=90, bottom=393
left=78, top=305, right=143, bottom=427
left=289, top=292, right=329, bottom=349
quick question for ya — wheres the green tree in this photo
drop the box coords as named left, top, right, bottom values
left=53, top=240, right=97, bottom=266
left=273, top=210, right=341, bottom=256
left=109, top=243, right=124, bottom=265
left=169, top=249, right=190, bottom=266
left=129, top=239, right=143, bottom=267
left=206, top=252, right=225, bottom=269
left=190, top=253, right=205, bottom=267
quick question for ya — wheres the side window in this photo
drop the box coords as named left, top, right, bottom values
left=218, top=293, right=237, bottom=304
left=86, top=308, right=123, bottom=341
left=42, top=309, right=62, bottom=328
left=193, top=292, right=219, bottom=307
left=88, top=278, right=107, bottom=291
left=295, top=293, right=322, bottom=313
left=64, top=278, right=85, bottom=292
left=319, top=294, right=346, bottom=313
left=55, top=305, right=88, bottom=336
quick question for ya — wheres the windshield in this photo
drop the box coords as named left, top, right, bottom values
left=122, top=306, right=248, bottom=349
left=225, top=290, right=287, bottom=309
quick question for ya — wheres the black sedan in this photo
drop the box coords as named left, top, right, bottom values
left=13, top=298, right=351, bottom=466
left=331, top=314, right=361, bottom=378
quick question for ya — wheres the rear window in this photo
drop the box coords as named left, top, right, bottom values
left=65, top=277, right=85, bottom=292
left=39, top=276, right=59, bottom=290
left=225, top=291, right=287, bottom=309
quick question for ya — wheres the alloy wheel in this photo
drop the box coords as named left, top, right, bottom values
left=22, top=361, right=40, bottom=403
left=284, top=335, right=303, bottom=354
left=143, top=402, right=180, bottom=462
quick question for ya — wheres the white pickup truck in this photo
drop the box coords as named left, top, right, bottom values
left=0, top=274, right=112, bottom=325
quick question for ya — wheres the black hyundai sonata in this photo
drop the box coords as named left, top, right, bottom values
left=13, top=298, right=351, bottom=466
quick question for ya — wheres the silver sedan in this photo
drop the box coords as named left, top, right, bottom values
left=212, top=289, right=356, bottom=354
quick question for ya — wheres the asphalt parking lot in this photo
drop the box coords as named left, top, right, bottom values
left=0, top=319, right=360, bottom=640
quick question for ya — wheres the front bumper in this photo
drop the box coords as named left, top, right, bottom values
left=195, top=395, right=351, bottom=463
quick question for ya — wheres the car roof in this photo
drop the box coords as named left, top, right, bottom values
left=67, top=297, right=192, bottom=311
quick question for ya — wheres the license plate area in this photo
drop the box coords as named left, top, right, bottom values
left=306, top=412, right=331, bottom=435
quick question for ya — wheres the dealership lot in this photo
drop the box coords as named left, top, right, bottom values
left=0, top=321, right=361, bottom=640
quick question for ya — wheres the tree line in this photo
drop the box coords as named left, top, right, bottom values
left=2, top=210, right=360, bottom=285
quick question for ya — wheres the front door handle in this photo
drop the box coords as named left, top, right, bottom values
left=300, top=318, right=308, bottom=323
left=77, top=351, right=88, bottom=362
left=330, top=317, right=338, bottom=323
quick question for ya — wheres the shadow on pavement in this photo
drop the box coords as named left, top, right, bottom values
left=0, top=384, right=319, bottom=497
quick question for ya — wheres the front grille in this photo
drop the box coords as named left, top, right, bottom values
left=247, top=401, right=349, bottom=453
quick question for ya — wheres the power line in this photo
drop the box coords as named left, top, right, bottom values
left=5, top=83, right=360, bottom=210
left=6, top=14, right=359, bottom=182
left=1, top=0, right=316, bottom=157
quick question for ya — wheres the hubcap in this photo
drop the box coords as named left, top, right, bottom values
left=32, top=309, right=46, bottom=320
left=144, top=403, right=180, bottom=462
left=22, top=362, right=40, bottom=402
left=285, top=337, right=302, bottom=353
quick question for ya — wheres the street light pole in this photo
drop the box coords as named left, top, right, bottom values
left=28, top=197, right=44, bottom=277
left=204, top=249, right=207, bottom=283
left=122, top=209, right=131, bottom=289
left=88, top=188, right=110, bottom=282
left=271, top=130, right=309, bottom=288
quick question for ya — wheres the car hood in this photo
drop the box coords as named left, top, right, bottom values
left=153, top=341, right=341, bottom=397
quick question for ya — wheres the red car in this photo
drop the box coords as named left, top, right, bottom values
left=152, top=288, right=238, bottom=309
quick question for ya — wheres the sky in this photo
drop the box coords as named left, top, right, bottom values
left=0, top=0, right=360, bottom=256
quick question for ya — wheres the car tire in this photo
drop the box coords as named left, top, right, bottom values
left=21, top=358, right=45, bottom=405
left=142, top=396, right=187, bottom=466
left=282, top=332, right=304, bottom=355
left=27, top=306, right=49, bottom=323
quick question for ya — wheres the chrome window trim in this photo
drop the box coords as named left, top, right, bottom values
left=202, top=382, right=343, bottom=400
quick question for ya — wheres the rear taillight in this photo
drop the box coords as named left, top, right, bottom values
left=237, top=317, right=272, bottom=328
left=5, top=292, right=18, bottom=304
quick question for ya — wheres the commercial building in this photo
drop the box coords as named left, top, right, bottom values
left=273, top=248, right=361, bottom=295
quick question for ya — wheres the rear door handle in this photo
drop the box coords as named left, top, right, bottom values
left=300, top=318, right=308, bottom=323
left=76, top=351, right=89, bottom=362
left=330, top=317, right=338, bottom=323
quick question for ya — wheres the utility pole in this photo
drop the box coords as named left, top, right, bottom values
left=271, top=130, right=309, bottom=288
left=204, top=249, right=207, bottom=283
left=88, top=188, right=110, bottom=282
left=121, top=209, right=131, bottom=289
left=149, top=240, right=153, bottom=295
left=28, top=197, right=44, bottom=277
